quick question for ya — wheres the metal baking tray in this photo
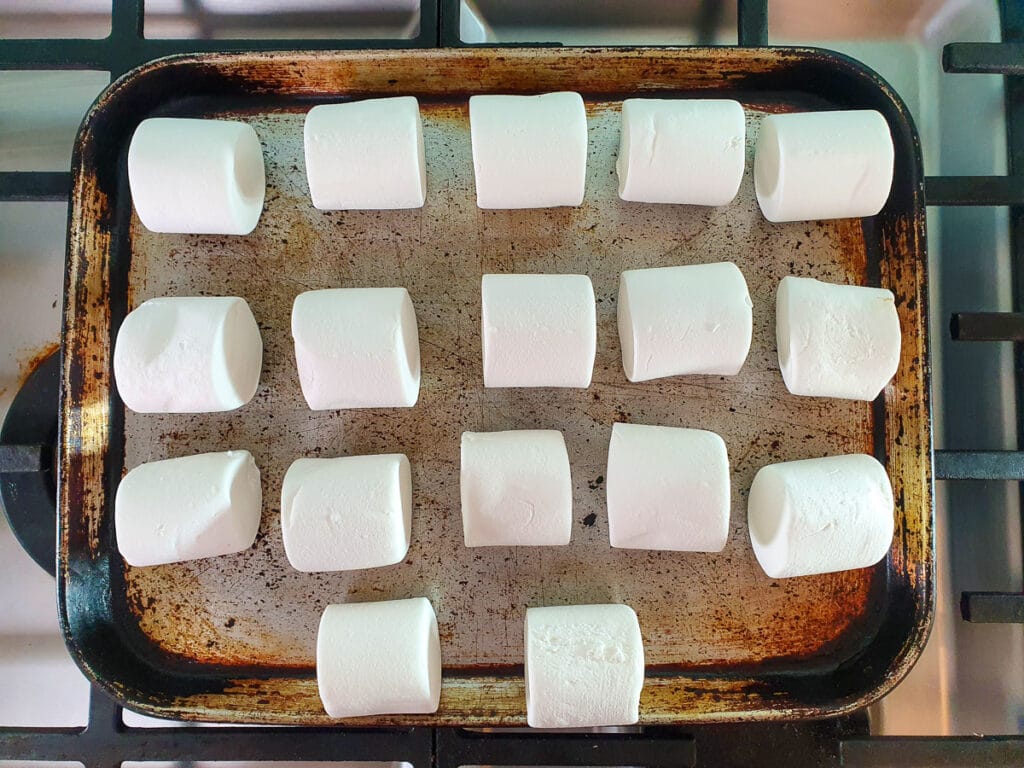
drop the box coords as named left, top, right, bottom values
left=59, top=47, right=932, bottom=726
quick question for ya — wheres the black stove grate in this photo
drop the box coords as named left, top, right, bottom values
left=2, top=0, right=1024, bottom=765
left=933, top=0, right=1024, bottom=628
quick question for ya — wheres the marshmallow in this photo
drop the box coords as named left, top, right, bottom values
left=113, top=296, right=263, bottom=413
left=292, top=287, right=420, bottom=410
left=115, top=450, right=262, bottom=567
left=748, top=454, right=895, bottom=579
left=127, top=117, right=265, bottom=235
left=617, top=98, right=745, bottom=206
left=317, top=598, right=441, bottom=718
left=618, top=262, right=753, bottom=381
left=525, top=604, right=645, bottom=728
left=280, top=454, right=411, bottom=572
left=469, top=92, right=588, bottom=208
left=460, top=430, right=572, bottom=547
left=304, top=97, right=426, bottom=210
left=482, top=274, right=596, bottom=388
left=776, top=275, right=901, bottom=401
left=754, top=110, right=894, bottom=223
left=606, top=423, right=730, bottom=552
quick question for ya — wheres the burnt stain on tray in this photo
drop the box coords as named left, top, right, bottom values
left=59, top=48, right=931, bottom=725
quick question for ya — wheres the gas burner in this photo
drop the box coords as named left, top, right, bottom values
left=0, top=350, right=59, bottom=576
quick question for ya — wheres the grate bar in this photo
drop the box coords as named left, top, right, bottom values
left=0, top=171, right=71, bottom=201
left=841, top=735, right=1024, bottom=767
left=934, top=450, right=1024, bottom=481
left=950, top=311, right=1024, bottom=341
left=943, top=41, right=1024, bottom=75
left=961, top=591, right=1024, bottom=623
left=0, top=730, right=435, bottom=765
left=107, top=728, right=433, bottom=762
left=737, top=0, right=769, bottom=46
left=925, top=175, right=1024, bottom=206
left=0, top=444, right=49, bottom=473
left=0, top=730, right=86, bottom=762
left=110, top=0, right=145, bottom=41
left=435, top=727, right=697, bottom=768
left=0, top=38, right=110, bottom=69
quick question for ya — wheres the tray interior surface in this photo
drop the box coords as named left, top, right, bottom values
left=124, top=102, right=884, bottom=670
left=59, top=48, right=931, bottom=725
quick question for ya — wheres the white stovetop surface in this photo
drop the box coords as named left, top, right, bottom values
left=1, top=0, right=1021, bottom=736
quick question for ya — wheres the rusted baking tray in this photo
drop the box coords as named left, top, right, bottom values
left=59, top=47, right=932, bottom=725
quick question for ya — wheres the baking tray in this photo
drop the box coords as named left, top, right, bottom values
left=58, top=47, right=932, bottom=726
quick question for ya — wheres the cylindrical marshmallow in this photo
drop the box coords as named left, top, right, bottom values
left=754, top=110, right=894, bottom=223
left=115, top=450, right=262, bottom=567
left=304, top=97, right=425, bottom=210
left=525, top=604, right=644, bottom=728
left=127, top=117, right=265, bottom=235
left=469, top=92, right=588, bottom=209
left=292, top=287, right=420, bottom=409
left=113, top=296, right=263, bottom=413
left=748, top=454, right=895, bottom=579
left=606, top=422, right=730, bottom=552
left=317, top=598, right=441, bottom=718
left=777, top=275, right=901, bottom=401
left=281, top=454, right=411, bottom=572
left=460, top=430, right=572, bottom=547
left=482, top=273, right=596, bottom=388
left=617, top=98, right=745, bottom=206
left=618, top=262, right=752, bottom=381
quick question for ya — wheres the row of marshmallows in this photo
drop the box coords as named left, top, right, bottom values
left=116, top=438, right=894, bottom=723
left=316, top=598, right=643, bottom=725
left=126, top=94, right=896, bottom=235
left=115, top=430, right=895, bottom=583
left=112, top=266, right=901, bottom=414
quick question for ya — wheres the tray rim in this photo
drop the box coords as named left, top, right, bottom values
left=57, top=45, right=934, bottom=726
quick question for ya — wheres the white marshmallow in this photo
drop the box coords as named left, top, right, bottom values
left=748, top=454, right=895, bottom=579
left=525, top=604, right=645, bottom=728
left=617, top=98, right=745, bottom=206
left=304, top=97, right=426, bottom=210
left=113, top=296, right=263, bottom=413
left=754, top=110, right=894, bottom=223
left=280, top=454, right=411, bottom=572
left=115, top=450, right=262, bottom=567
left=292, top=287, right=421, bottom=410
left=777, top=276, right=901, bottom=401
left=618, top=262, right=753, bottom=381
left=317, top=598, right=441, bottom=718
left=482, top=273, right=596, bottom=388
left=469, top=92, right=588, bottom=209
left=127, top=117, right=265, bottom=235
left=460, top=430, right=572, bottom=547
left=606, top=423, right=730, bottom=552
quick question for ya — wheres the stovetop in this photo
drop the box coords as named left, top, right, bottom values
left=2, top=1, right=1023, bottom=765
